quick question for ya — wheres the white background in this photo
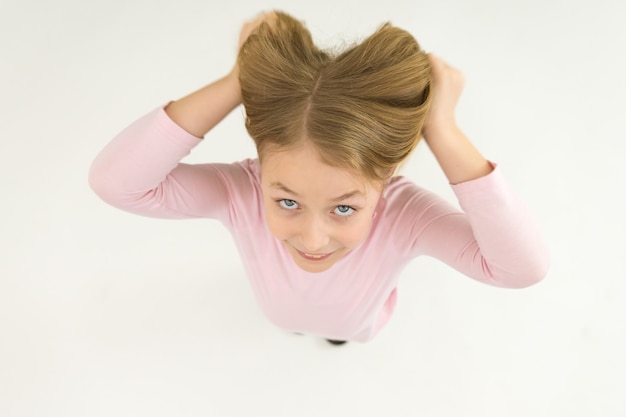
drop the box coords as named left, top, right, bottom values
left=1, top=0, right=625, bottom=416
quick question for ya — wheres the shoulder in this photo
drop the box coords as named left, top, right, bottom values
left=194, top=158, right=261, bottom=189
left=372, top=175, right=461, bottom=250
left=210, top=158, right=264, bottom=227
left=381, top=175, right=453, bottom=216
left=209, top=158, right=261, bottom=186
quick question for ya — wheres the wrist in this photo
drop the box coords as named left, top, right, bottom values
left=422, top=119, right=459, bottom=144
left=165, top=71, right=243, bottom=138
left=424, top=124, right=492, bottom=184
left=224, top=69, right=242, bottom=104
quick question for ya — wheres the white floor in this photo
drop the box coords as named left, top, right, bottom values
left=2, top=0, right=625, bottom=416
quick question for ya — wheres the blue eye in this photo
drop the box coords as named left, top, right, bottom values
left=278, top=199, right=299, bottom=210
left=334, top=205, right=355, bottom=216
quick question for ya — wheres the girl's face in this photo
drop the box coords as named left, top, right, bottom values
left=260, top=142, right=383, bottom=273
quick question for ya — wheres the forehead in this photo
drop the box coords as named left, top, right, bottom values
left=260, top=143, right=371, bottom=195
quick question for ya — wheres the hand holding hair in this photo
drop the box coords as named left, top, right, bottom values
left=162, top=14, right=280, bottom=138
left=421, top=54, right=493, bottom=184
left=422, top=53, right=465, bottom=139
left=232, top=11, right=278, bottom=78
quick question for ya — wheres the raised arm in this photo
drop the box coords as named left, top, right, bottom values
left=412, top=54, right=549, bottom=287
left=165, top=12, right=276, bottom=137
left=88, top=14, right=275, bottom=220
left=164, top=72, right=241, bottom=138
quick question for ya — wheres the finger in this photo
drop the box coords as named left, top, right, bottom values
left=427, top=53, right=444, bottom=69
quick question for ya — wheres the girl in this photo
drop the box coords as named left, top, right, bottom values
left=89, top=11, right=549, bottom=344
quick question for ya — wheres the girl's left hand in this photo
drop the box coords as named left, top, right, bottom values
left=422, top=53, right=465, bottom=140
left=420, top=54, right=492, bottom=183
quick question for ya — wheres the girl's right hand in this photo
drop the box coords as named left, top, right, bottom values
left=238, top=11, right=276, bottom=48
left=231, top=11, right=277, bottom=78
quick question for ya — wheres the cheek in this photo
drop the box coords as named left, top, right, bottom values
left=337, top=217, right=373, bottom=248
left=263, top=205, right=290, bottom=240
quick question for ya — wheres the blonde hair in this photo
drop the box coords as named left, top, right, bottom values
left=238, top=11, right=431, bottom=184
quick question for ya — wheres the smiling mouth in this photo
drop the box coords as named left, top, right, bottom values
left=295, top=248, right=335, bottom=261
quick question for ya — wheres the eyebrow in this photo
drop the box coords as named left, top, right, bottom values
left=270, top=182, right=365, bottom=202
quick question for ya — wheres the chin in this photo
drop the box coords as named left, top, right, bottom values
left=294, top=258, right=336, bottom=273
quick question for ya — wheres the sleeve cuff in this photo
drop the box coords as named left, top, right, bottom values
left=156, top=102, right=204, bottom=148
left=451, top=161, right=507, bottom=199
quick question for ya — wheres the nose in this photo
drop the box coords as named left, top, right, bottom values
left=299, top=214, right=330, bottom=252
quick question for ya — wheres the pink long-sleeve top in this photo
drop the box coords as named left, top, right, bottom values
left=89, top=106, right=549, bottom=342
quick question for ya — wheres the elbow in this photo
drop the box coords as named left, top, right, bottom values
left=88, top=163, right=103, bottom=196
left=88, top=160, right=109, bottom=200
left=523, top=246, right=551, bottom=288
left=485, top=247, right=550, bottom=289
left=88, top=159, right=122, bottom=204
left=500, top=254, right=551, bottom=289
left=510, top=268, right=548, bottom=289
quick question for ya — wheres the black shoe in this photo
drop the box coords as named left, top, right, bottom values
left=326, top=339, right=347, bottom=346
